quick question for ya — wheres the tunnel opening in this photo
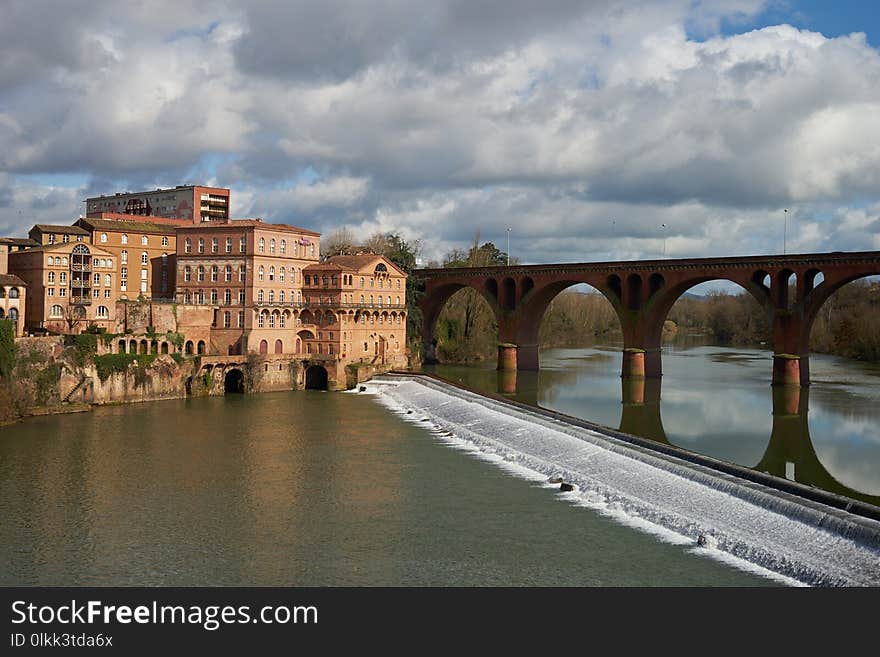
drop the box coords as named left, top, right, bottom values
left=305, top=365, right=328, bottom=390
left=224, top=368, right=245, bottom=394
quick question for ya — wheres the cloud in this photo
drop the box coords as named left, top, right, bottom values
left=2, top=0, right=880, bottom=265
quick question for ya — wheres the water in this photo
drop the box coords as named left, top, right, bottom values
left=0, top=390, right=776, bottom=586
left=427, top=340, right=880, bottom=507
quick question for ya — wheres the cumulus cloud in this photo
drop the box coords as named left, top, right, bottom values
left=1, top=0, right=879, bottom=264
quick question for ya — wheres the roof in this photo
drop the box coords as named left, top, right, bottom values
left=8, top=242, right=116, bottom=258
left=0, top=237, right=38, bottom=247
left=76, top=217, right=183, bottom=235
left=176, top=219, right=320, bottom=236
left=83, top=212, right=191, bottom=226
left=0, top=274, right=26, bottom=286
left=323, top=254, right=407, bottom=276
left=31, top=224, right=90, bottom=235
left=304, top=262, right=345, bottom=271
left=85, top=185, right=229, bottom=200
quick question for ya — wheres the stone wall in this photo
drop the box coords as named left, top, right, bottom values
left=15, top=335, right=64, bottom=360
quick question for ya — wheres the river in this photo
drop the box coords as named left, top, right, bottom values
left=0, top=386, right=779, bottom=586
left=427, top=339, right=880, bottom=507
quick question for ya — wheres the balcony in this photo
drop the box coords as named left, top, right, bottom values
left=71, top=263, right=91, bottom=272
left=70, top=297, right=92, bottom=306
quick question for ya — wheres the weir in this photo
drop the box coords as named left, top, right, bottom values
left=365, top=374, right=880, bottom=586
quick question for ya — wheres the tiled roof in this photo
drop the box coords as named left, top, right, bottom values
left=32, top=224, right=90, bottom=235
left=177, top=219, right=320, bottom=236
left=77, top=217, right=181, bottom=234
left=0, top=237, right=38, bottom=247
left=0, top=274, right=26, bottom=286
left=83, top=212, right=191, bottom=226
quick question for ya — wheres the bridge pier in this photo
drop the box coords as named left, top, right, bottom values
left=772, top=354, right=802, bottom=386
left=497, top=343, right=518, bottom=370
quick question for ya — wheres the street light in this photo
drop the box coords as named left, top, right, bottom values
left=783, top=208, right=789, bottom=255
left=661, top=223, right=667, bottom=258
left=507, top=227, right=511, bottom=266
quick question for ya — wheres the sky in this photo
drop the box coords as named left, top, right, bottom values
left=1, top=0, right=880, bottom=266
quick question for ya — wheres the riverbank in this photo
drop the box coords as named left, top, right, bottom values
left=364, top=373, right=880, bottom=586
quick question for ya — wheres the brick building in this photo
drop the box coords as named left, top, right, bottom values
left=0, top=273, right=26, bottom=337
left=0, top=237, right=37, bottom=275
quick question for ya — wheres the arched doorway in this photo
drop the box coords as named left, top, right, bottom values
left=259, top=339, right=268, bottom=355
left=305, top=365, right=328, bottom=390
left=224, top=368, right=245, bottom=394
left=274, top=339, right=283, bottom=354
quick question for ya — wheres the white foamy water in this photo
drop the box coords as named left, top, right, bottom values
left=362, top=376, right=880, bottom=586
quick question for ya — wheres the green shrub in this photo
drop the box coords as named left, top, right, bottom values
left=0, top=320, right=15, bottom=378
left=93, top=353, right=158, bottom=383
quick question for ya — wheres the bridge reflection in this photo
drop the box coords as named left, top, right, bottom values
left=491, top=369, right=880, bottom=507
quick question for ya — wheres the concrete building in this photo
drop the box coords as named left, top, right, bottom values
left=175, top=218, right=321, bottom=355
left=0, top=237, right=38, bottom=274
left=85, top=185, right=231, bottom=224
left=9, top=242, right=120, bottom=334
left=0, top=274, right=26, bottom=337
left=75, top=214, right=189, bottom=300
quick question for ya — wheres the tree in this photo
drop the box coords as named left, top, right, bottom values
left=64, top=303, right=87, bottom=334
left=0, top=320, right=15, bottom=378
left=321, top=228, right=357, bottom=258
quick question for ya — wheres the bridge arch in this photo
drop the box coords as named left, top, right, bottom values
left=305, top=365, right=328, bottom=390
left=224, top=368, right=245, bottom=394
left=420, top=281, right=501, bottom=363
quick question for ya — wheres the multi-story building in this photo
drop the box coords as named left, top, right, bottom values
left=175, top=218, right=321, bottom=355
left=85, top=185, right=231, bottom=224
left=0, top=274, right=26, bottom=337
left=9, top=242, right=120, bottom=333
left=0, top=237, right=38, bottom=274
left=300, top=254, right=408, bottom=366
left=28, top=224, right=90, bottom=246
left=75, top=214, right=188, bottom=300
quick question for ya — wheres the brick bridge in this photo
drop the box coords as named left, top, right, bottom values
left=418, top=251, right=880, bottom=386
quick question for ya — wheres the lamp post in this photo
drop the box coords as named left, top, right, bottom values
left=661, top=223, right=667, bottom=258
left=507, top=227, right=511, bottom=266
left=783, top=208, right=789, bottom=255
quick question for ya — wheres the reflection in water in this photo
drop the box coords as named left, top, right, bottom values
left=428, top=343, right=880, bottom=507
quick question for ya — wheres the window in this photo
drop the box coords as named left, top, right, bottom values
left=141, top=269, right=148, bottom=280
left=225, top=265, right=232, bottom=282
left=48, top=257, right=54, bottom=266
left=240, top=237, right=246, bottom=253
left=60, top=272, right=67, bottom=284
left=258, top=312, right=264, bottom=328
left=121, top=234, right=128, bottom=245
left=185, top=238, right=191, bottom=253
left=280, top=239, right=286, bottom=254
left=212, top=238, right=218, bottom=253
left=47, top=288, right=54, bottom=297
left=396, top=296, right=400, bottom=305
left=100, top=258, right=107, bottom=268
left=162, top=236, right=169, bottom=247
left=239, top=266, right=246, bottom=282
left=93, top=258, right=99, bottom=267
left=141, top=252, right=148, bottom=265
left=279, top=290, right=285, bottom=304
left=259, top=238, right=265, bottom=253
left=259, top=266, right=264, bottom=282
left=224, top=289, right=231, bottom=304
left=223, top=311, right=231, bottom=328
left=279, top=313, right=286, bottom=328
left=94, top=273, right=100, bottom=285
left=61, top=257, right=68, bottom=265
left=140, top=281, right=147, bottom=294
left=238, top=311, right=244, bottom=328
left=360, top=277, right=364, bottom=288
left=93, top=289, right=100, bottom=298
left=100, top=233, right=107, bottom=243
left=270, top=238, right=275, bottom=253
left=48, top=272, right=55, bottom=283
left=59, top=288, right=66, bottom=297
left=360, top=294, right=364, bottom=304
left=97, top=305, right=109, bottom=318
left=269, top=290, right=274, bottom=303
left=279, top=268, right=285, bottom=283
left=139, top=235, right=147, bottom=246
left=198, top=238, right=204, bottom=253
left=269, top=266, right=275, bottom=281
left=48, top=234, right=56, bottom=244
left=185, top=291, right=191, bottom=303
left=121, top=267, right=127, bottom=280
left=211, top=266, right=218, bottom=282
left=239, top=290, right=246, bottom=305
left=225, top=238, right=232, bottom=253
left=184, top=266, right=191, bottom=282
left=63, top=234, right=69, bottom=243
left=258, top=289, right=264, bottom=303
left=50, top=304, right=63, bottom=318
left=397, top=279, right=401, bottom=289
left=211, top=290, right=218, bottom=304
left=269, top=313, right=275, bottom=328
left=198, top=266, right=205, bottom=282
left=198, top=289, right=205, bottom=304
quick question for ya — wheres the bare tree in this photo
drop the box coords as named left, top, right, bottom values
left=321, top=228, right=357, bottom=258
left=64, top=303, right=87, bottom=334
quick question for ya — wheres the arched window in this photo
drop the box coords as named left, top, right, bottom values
left=280, top=239, right=286, bottom=254
left=121, top=250, right=128, bottom=264
left=141, top=252, right=148, bottom=265
left=100, top=233, right=107, bottom=243
left=48, top=272, right=55, bottom=283
left=269, top=290, right=275, bottom=304
left=8, top=287, right=19, bottom=299
left=259, top=266, right=264, bottom=281
left=211, top=289, right=218, bottom=304
left=360, top=277, right=365, bottom=287
left=121, top=234, right=128, bottom=245
left=279, top=268, right=285, bottom=283
left=269, top=312, right=276, bottom=328
left=47, top=256, right=54, bottom=266
left=96, top=305, right=109, bottom=318
left=224, top=289, right=231, bottom=304
left=50, top=304, right=63, bottom=318
left=269, top=266, right=275, bottom=281
left=104, top=274, right=111, bottom=287
left=258, top=312, right=265, bottom=328
left=258, top=289, right=264, bottom=303
left=270, top=238, right=276, bottom=253
left=162, top=236, right=169, bottom=247
left=279, top=290, right=285, bottom=304
left=279, top=313, right=286, bottom=328
left=259, top=237, right=265, bottom=253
